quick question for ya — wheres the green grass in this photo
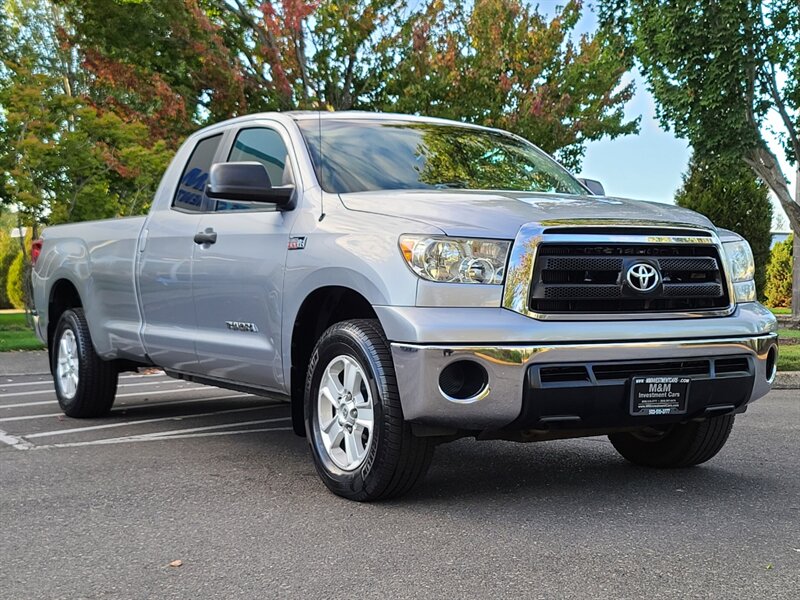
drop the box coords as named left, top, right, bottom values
left=0, top=312, right=45, bottom=352
left=778, top=328, right=800, bottom=340
left=777, top=344, right=800, bottom=372
left=770, top=307, right=792, bottom=315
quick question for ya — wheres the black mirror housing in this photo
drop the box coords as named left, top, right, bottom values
left=578, top=177, right=606, bottom=196
left=206, top=162, right=294, bottom=209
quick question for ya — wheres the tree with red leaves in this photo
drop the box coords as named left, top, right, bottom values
left=388, top=0, right=638, bottom=171
left=212, top=0, right=406, bottom=111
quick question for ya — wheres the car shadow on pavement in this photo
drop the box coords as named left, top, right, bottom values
left=395, top=436, right=777, bottom=511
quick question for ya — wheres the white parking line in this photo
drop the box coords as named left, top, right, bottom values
left=0, top=428, right=34, bottom=450
left=25, top=403, right=286, bottom=439
left=0, top=379, right=51, bottom=389
left=0, top=393, right=256, bottom=422
left=1, top=381, right=181, bottom=398
left=34, top=425, right=293, bottom=449
left=0, top=412, right=68, bottom=423
left=0, top=387, right=60, bottom=398
left=121, top=416, right=290, bottom=439
left=120, top=372, right=164, bottom=379
left=0, top=384, right=206, bottom=400
left=0, top=381, right=198, bottom=408
left=0, top=372, right=164, bottom=389
left=118, top=379, right=174, bottom=388
left=0, top=400, right=54, bottom=408
left=115, top=386, right=211, bottom=399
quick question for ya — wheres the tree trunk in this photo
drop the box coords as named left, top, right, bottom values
left=794, top=168, right=800, bottom=319
left=745, top=147, right=800, bottom=316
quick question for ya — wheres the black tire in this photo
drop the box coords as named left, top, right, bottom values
left=304, top=319, right=434, bottom=501
left=51, top=308, right=118, bottom=418
left=609, top=415, right=735, bottom=468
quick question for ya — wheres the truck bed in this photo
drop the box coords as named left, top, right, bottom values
left=33, top=216, right=148, bottom=360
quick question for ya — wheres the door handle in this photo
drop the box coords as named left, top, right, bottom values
left=193, top=228, right=217, bottom=245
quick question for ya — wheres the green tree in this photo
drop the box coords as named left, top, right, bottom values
left=0, top=62, right=172, bottom=226
left=600, top=0, right=800, bottom=315
left=765, top=234, right=794, bottom=308
left=61, top=0, right=249, bottom=140
left=676, top=156, right=772, bottom=298
left=2, top=0, right=640, bottom=232
left=207, top=0, right=408, bottom=112
left=389, top=0, right=638, bottom=171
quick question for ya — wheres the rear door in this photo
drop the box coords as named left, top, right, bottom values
left=190, top=124, right=300, bottom=390
left=138, top=133, right=225, bottom=371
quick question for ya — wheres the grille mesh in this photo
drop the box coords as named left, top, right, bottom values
left=658, top=257, right=718, bottom=272
left=544, top=284, right=621, bottom=299
left=528, top=243, right=730, bottom=314
left=662, top=283, right=723, bottom=298
left=544, top=257, right=624, bottom=271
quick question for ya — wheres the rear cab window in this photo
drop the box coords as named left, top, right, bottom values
left=172, top=134, right=223, bottom=212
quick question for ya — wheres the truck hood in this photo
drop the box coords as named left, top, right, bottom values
left=339, top=190, right=716, bottom=238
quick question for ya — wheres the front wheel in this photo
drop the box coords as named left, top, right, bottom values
left=305, top=319, right=434, bottom=501
left=609, top=415, right=735, bottom=468
left=52, top=308, right=118, bottom=418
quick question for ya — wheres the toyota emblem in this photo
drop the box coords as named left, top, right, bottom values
left=625, top=262, right=660, bottom=293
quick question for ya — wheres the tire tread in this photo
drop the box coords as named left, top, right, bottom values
left=305, top=318, right=434, bottom=501
left=53, top=308, right=118, bottom=418
left=609, top=415, right=735, bottom=468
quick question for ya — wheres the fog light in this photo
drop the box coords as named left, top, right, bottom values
left=438, top=360, right=489, bottom=402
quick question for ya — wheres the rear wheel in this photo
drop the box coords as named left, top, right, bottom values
left=609, top=415, right=735, bottom=468
left=305, top=319, right=434, bottom=501
left=52, top=308, right=118, bottom=418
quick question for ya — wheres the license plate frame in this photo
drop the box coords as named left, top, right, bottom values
left=630, top=376, right=690, bottom=416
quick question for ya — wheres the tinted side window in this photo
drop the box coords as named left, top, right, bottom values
left=228, top=128, right=288, bottom=186
left=172, top=134, right=223, bottom=212
left=215, top=128, right=290, bottom=212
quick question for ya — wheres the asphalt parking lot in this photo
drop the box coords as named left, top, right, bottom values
left=0, top=372, right=798, bottom=599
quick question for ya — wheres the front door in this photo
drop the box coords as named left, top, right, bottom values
left=138, top=132, right=225, bottom=371
left=191, top=126, right=298, bottom=391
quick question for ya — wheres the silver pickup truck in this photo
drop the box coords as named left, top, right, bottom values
left=32, top=112, right=778, bottom=501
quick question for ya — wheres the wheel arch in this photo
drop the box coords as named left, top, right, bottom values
left=47, top=278, right=83, bottom=366
left=288, top=285, right=380, bottom=436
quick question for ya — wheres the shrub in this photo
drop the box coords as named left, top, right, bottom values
left=765, top=234, right=794, bottom=308
left=0, top=232, right=18, bottom=309
left=6, top=251, right=28, bottom=310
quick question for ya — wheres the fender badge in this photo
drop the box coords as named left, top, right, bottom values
left=226, top=321, right=259, bottom=333
left=288, top=236, right=307, bottom=250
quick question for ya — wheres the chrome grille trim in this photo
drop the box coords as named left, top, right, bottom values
left=502, top=223, right=737, bottom=321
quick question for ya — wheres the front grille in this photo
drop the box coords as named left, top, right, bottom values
left=592, top=360, right=710, bottom=380
left=715, top=357, right=751, bottom=375
left=539, top=365, right=591, bottom=384
left=528, top=243, right=730, bottom=314
left=535, top=356, right=753, bottom=386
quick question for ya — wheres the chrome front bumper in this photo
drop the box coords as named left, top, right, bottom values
left=391, top=334, right=778, bottom=430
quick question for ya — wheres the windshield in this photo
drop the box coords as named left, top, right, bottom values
left=297, top=119, right=588, bottom=195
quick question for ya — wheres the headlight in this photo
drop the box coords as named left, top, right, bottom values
left=723, top=240, right=755, bottom=282
left=723, top=240, right=756, bottom=302
left=399, top=235, right=511, bottom=284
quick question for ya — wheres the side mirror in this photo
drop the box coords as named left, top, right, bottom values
left=206, top=162, right=294, bottom=209
left=578, top=178, right=606, bottom=196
